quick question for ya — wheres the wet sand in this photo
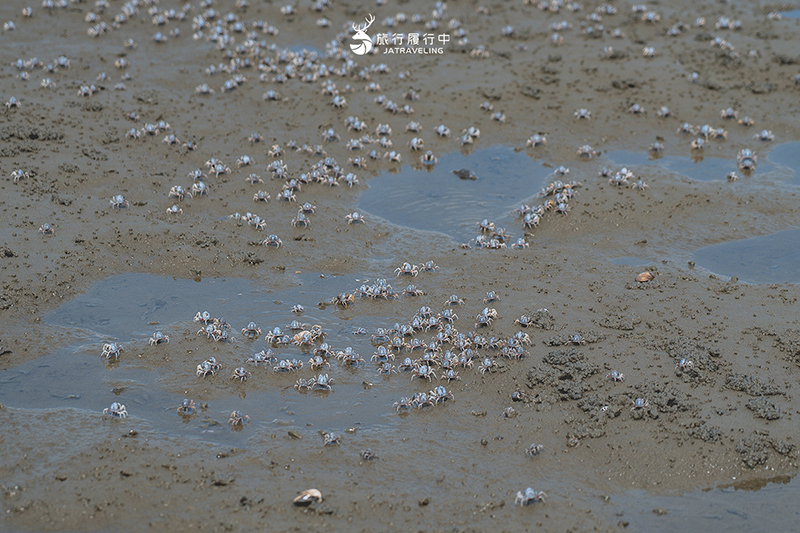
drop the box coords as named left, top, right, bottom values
left=1, top=0, right=799, bottom=530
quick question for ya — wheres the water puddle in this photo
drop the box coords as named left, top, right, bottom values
left=358, top=145, right=553, bottom=242
left=605, top=150, right=775, bottom=182
left=0, top=273, right=431, bottom=446
left=779, top=9, right=800, bottom=19
left=765, top=141, right=800, bottom=185
left=692, top=228, right=800, bottom=284
left=619, top=475, right=800, bottom=533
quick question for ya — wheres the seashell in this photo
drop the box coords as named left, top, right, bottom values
left=635, top=271, right=654, bottom=282
left=293, top=488, right=323, bottom=506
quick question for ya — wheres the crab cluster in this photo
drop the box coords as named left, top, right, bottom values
left=354, top=278, right=398, bottom=300
left=196, top=320, right=235, bottom=343
left=272, top=359, right=305, bottom=372
left=393, top=386, right=454, bottom=411
left=294, top=373, right=334, bottom=391
left=196, top=357, right=222, bottom=377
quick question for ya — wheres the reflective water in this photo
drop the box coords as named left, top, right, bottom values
left=693, top=228, right=800, bottom=284
left=358, top=145, right=552, bottom=242
left=619, top=475, right=800, bottom=533
left=604, top=150, right=775, bottom=182
left=0, top=273, right=425, bottom=446
left=780, top=9, right=800, bottom=19
left=766, top=141, right=800, bottom=184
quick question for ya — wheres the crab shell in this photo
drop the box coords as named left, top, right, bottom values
left=635, top=271, right=654, bottom=282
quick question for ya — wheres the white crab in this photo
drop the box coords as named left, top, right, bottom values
left=102, top=342, right=123, bottom=358
left=103, top=402, right=128, bottom=419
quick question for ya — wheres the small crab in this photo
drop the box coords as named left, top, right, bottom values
left=554, top=165, right=570, bottom=175
left=149, top=331, right=169, bottom=346
left=176, top=399, right=196, bottom=416
left=479, top=358, right=498, bottom=374
left=312, top=373, right=335, bottom=391
left=484, top=291, right=500, bottom=303
left=411, top=364, right=437, bottom=382
left=445, top=294, right=465, bottom=306
left=476, top=219, right=495, bottom=233
left=101, top=342, right=123, bottom=358
left=515, top=489, right=546, bottom=506
left=228, top=410, right=250, bottom=426
left=248, top=350, right=276, bottom=367
left=331, top=292, right=355, bottom=308
left=278, top=189, right=297, bottom=202
left=212, top=163, right=231, bottom=177
left=606, top=370, right=625, bottom=382
left=384, top=150, right=402, bottom=162
left=360, top=449, right=378, bottom=460
left=522, top=213, right=540, bottom=229
left=231, top=366, right=251, bottom=382
left=441, top=369, right=461, bottom=382
left=435, top=124, right=451, bottom=137
left=323, top=432, right=341, bottom=445
left=627, top=104, right=644, bottom=114
left=737, top=148, right=757, bottom=171
left=292, top=212, right=311, bottom=228
left=720, top=107, right=738, bottom=119
left=169, top=185, right=191, bottom=201
left=567, top=333, right=586, bottom=345
left=577, top=145, right=599, bottom=158
left=345, top=212, right=365, bottom=224
left=420, top=150, right=438, bottom=166
left=631, top=398, right=649, bottom=410
left=525, top=443, right=544, bottom=457
left=675, top=358, right=694, bottom=371
left=196, top=357, right=221, bottom=377
left=241, top=321, right=262, bottom=339
left=753, top=129, right=774, bottom=142
left=526, top=134, right=546, bottom=147
left=5, top=96, right=21, bottom=109
left=574, top=108, right=591, bottom=119
left=103, top=402, right=128, bottom=419
left=35, top=221, right=55, bottom=236
left=110, top=194, right=129, bottom=208
left=253, top=190, right=270, bottom=202
left=10, top=169, right=30, bottom=183
left=395, top=262, right=419, bottom=277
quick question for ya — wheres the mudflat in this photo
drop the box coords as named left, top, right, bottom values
left=1, top=0, right=799, bottom=531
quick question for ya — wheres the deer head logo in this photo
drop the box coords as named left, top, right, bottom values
left=350, top=14, right=375, bottom=55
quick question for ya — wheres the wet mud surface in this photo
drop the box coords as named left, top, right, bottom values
left=1, top=0, right=800, bottom=530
